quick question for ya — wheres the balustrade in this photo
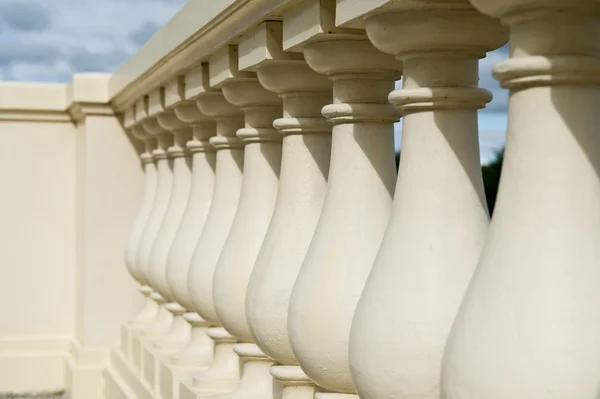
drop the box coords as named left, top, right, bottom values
left=3, top=0, right=598, bottom=398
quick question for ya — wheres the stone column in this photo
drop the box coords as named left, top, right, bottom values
left=286, top=29, right=401, bottom=399
left=179, top=62, right=245, bottom=398
left=442, top=1, right=600, bottom=398
left=158, top=92, right=217, bottom=399
left=208, top=39, right=285, bottom=399
left=347, top=4, right=506, bottom=399
left=188, top=45, right=284, bottom=399
left=133, top=90, right=175, bottom=371
left=241, top=21, right=333, bottom=399
left=141, top=105, right=194, bottom=389
left=121, top=105, right=158, bottom=360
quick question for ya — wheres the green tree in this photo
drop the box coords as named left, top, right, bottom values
left=481, top=149, right=504, bottom=215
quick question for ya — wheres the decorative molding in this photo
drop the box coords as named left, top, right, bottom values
left=0, top=75, right=115, bottom=124
left=0, top=111, right=72, bottom=123
left=109, top=0, right=304, bottom=111
left=0, top=82, right=71, bottom=123
left=68, top=103, right=115, bottom=123
left=0, top=82, right=68, bottom=111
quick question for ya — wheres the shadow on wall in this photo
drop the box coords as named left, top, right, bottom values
left=394, top=148, right=504, bottom=214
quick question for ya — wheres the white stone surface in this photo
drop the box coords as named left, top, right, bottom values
left=288, top=33, right=401, bottom=395
left=442, top=1, right=600, bottom=398
left=349, top=5, right=507, bottom=399
left=4, top=1, right=596, bottom=399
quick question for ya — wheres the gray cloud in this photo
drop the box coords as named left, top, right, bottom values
left=128, top=21, right=160, bottom=47
left=0, top=0, right=186, bottom=82
left=67, top=47, right=131, bottom=73
left=0, top=41, right=62, bottom=67
left=0, top=2, right=51, bottom=32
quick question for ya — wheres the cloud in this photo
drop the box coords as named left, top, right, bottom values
left=0, top=0, right=186, bottom=82
left=0, top=41, right=62, bottom=67
left=0, top=2, right=51, bottom=32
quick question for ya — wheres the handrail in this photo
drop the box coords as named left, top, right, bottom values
left=109, top=0, right=295, bottom=111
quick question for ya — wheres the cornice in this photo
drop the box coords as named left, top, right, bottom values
left=0, top=82, right=71, bottom=123
left=0, top=74, right=116, bottom=124
left=68, top=103, right=115, bottom=123
left=0, top=111, right=72, bottom=123
left=67, top=73, right=115, bottom=122
left=109, top=0, right=302, bottom=111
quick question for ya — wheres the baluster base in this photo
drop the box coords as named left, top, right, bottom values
left=160, top=313, right=215, bottom=399
left=181, top=327, right=240, bottom=397
left=271, top=365, right=319, bottom=399
left=138, top=303, right=176, bottom=384
left=120, top=285, right=159, bottom=361
left=144, top=305, right=192, bottom=392
left=154, top=303, right=192, bottom=351
left=315, top=393, right=357, bottom=399
left=216, top=343, right=279, bottom=399
left=132, top=295, right=173, bottom=372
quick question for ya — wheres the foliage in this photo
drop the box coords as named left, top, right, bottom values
left=481, top=149, right=504, bottom=215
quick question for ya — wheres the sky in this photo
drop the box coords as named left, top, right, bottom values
left=0, top=0, right=508, bottom=164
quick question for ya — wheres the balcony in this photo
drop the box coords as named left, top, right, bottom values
left=0, top=0, right=598, bottom=398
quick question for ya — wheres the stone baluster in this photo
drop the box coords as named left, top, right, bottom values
left=141, top=101, right=195, bottom=389
left=345, top=3, right=506, bottom=399
left=281, top=2, right=402, bottom=397
left=159, top=81, right=218, bottom=399
left=243, top=21, right=333, bottom=399
left=121, top=104, right=159, bottom=360
left=196, top=30, right=298, bottom=399
left=441, top=1, right=600, bottom=398
left=133, top=90, right=175, bottom=371
left=179, top=62, right=245, bottom=398
left=198, top=44, right=283, bottom=399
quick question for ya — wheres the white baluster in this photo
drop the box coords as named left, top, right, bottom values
left=242, top=21, right=333, bottom=399
left=180, top=62, right=245, bottom=397
left=142, top=109, right=193, bottom=388
left=133, top=100, right=175, bottom=371
left=209, top=40, right=284, bottom=399
left=159, top=101, right=217, bottom=399
left=121, top=104, right=159, bottom=361
left=123, top=113, right=158, bottom=318
left=288, top=33, right=401, bottom=398
left=442, top=1, right=600, bottom=398
left=166, top=105, right=214, bottom=338
left=348, top=5, right=506, bottom=399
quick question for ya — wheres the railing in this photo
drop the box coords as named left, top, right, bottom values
left=1, top=0, right=599, bottom=398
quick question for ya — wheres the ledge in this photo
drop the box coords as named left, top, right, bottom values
left=108, top=0, right=300, bottom=111
left=0, top=82, right=68, bottom=113
left=0, top=74, right=113, bottom=123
